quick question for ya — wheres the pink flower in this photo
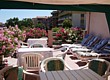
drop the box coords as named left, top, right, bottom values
left=8, top=38, right=12, bottom=43
left=10, top=44, right=14, bottom=49
left=15, top=25, right=18, bottom=29
left=0, top=30, right=4, bottom=34
left=17, top=43, right=21, bottom=48
left=14, top=38, right=18, bottom=43
left=2, top=37, right=7, bottom=41
left=9, top=31, right=15, bottom=35
left=0, top=50, right=2, bottom=54
left=2, top=45, right=6, bottom=50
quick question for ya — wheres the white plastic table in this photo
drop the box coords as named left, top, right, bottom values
left=17, top=47, right=54, bottom=66
left=27, top=38, right=48, bottom=47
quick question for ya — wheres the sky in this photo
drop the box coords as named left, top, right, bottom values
left=0, top=9, right=54, bottom=23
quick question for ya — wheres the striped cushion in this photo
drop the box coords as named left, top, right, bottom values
left=81, top=34, right=94, bottom=46
left=103, top=46, right=110, bottom=53
left=88, top=59, right=107, bottom=76
left=47, top=60, right=64, bottom=71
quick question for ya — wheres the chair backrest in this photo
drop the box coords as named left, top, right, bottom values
left=21, top=53, right=43, bottom=70
left=19, top=41, right=29, bottom=48
left=40, top=57, right=65, bottom=72
left=1, top=66, right=39, bottom=80
left=85, top=36, right=101, bottom=48
left=29, top=43, right=44, bottom=48
left=81, top=34, right=94, bottom=46
left=0, top=66, right=23, bottom=80
left=92, top=39, right=108, bottom=52
left=54, top=47, right=68, bottom=59
left=88, top=59, right=110, bottom=78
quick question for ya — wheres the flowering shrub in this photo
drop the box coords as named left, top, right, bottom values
left=54, top=27, right=83, bottom=43
left=4, top=26, right=26, bottom=41
left=25, top=28, right=48, bottom=39
left=69, top=27, right=83, bottom=42
left=55, top=28, right=69, bottom=42
left=0, top=26, right=26, bottom=56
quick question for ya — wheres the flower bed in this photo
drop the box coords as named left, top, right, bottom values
left=0, top=26, right=26, bottom=57
left=53, top=27, right=83, bottom=45
left=69, top=27, right=83, bottom=43
left=25, top=28, right=48, bottom=41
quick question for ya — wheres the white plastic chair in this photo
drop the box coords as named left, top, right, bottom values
left=54, top=47, right=69, bottom=59
left=40, top=57, right=72, bottom=72
left=19, top=41, right=29, bottom=48
left=80, top=58, right=110, bottom=80
left=0, top=66, right=39, bottom=80
left=21, top=53, right=43, bottom=80
left=29, top=43, right=44, bottom=48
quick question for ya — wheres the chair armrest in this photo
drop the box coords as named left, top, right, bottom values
left=56, top=53, right=66, bottom=59
left=64, top=62, right=72, bottom=70
left=21, top=42, right=29, bottom=46
left=78, top=65, right=88, bottom=69
left=23, top=70, right=39, bottom=77
left=20, top=42, right=29, bottom=48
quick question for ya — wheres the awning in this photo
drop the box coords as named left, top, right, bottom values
left=2, top=0, right=110, bottom=5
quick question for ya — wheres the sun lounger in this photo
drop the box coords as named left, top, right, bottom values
left=71, top=38, right=108, bottom=53
left=85, top=36, right=101, bottom=48
left=75, top=51, right=110, bottom=61
left=61, top=34, right=94, bottom=48
left=91, top=38, right=108, bottom=52
left=70, top=38, right=109, bottom=61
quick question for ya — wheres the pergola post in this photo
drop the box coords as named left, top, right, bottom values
left=48, top=30, right=53, bottom=48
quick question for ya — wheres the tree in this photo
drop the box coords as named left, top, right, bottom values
left=20, top=18, right=33, bottom=27
left=35, top=22, right=45, bottom=29
left=5, top=17, right=19, bottom=27
left=62, top=19, right=72, bottom=28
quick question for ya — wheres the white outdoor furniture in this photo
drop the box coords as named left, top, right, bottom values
left=17, top=47, right=54, bottom=66
left=40, top=57, right=72, bottom=72
left=40, top=69, right=105, bottom=80
left=27, top=38, right=48, bottom=47
left=21, top=53, right=43, bottom=80
left=80, top=58, right=110, bottom=80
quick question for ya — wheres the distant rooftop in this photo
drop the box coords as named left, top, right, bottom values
left=36, top=16, right=50, bottom=18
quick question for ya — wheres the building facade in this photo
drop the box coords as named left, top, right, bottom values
left=51, top=11, right=59, bottom=27
left=51, top=10, right=86, bottom=28
left=32, top=16, right=51, bottom=29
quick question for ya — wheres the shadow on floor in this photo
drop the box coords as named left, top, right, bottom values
left=69, top=55, right=87, bottom=67
left=67, top=52, right=73, bottom=55
left=69, top=56, right=78, bottom=60
left=76, top=61, right=87, bottom=67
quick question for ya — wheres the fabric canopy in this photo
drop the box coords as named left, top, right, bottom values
left=3, top=0, right=110, bottom=5
left=0, top=0, right=110, bottom=12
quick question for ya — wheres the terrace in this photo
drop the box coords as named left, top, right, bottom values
left=2, top=48, right=110, bottom=80
left=0, top=25, right=110, bottom=80
left=0, top=1, right=110, bottom=80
